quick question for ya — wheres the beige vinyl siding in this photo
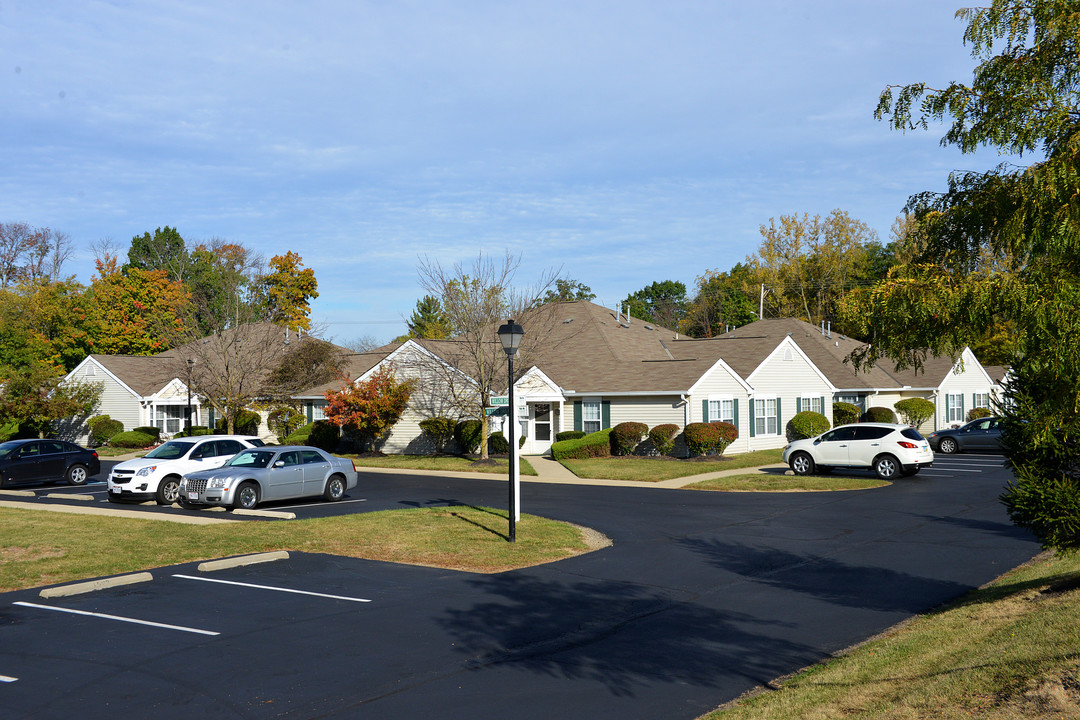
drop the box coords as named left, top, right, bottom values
left=936, top=350, right=997, bottom=429
left=608, top=397, right=685, bottom=429
left=74, top=363, right=142, bottom=441
left=745, top=341, right=832, bottom=451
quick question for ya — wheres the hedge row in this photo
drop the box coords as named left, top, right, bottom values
left=550, top=419, right=742, bottom=459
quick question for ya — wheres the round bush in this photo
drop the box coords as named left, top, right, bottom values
left=284, top=422, right=314, bottom=445
left=109, top=430, right=156, bottom=449
left=175, top=426, right=212, bottom=438
left=895, top=397, right=936, bottom=427
left=488, top=431, right=510, bottom=454
left=133, top=426, right=161, bottom=441
left=833, top=402, right=861, bottom=426
left=454, top=419, right=482, bottom=454
left=268, top=406, right=306, bottom=443
left=787, top=411, right=830, bottom=441
left=861, top=406, right=898, bottom=424
left=682, top=422, right=720, bottom=456
left=89, top=415, right=124, bottom=446
left=711, top=420, right=738, bottom=454
left=648, top=424, right=679, bottom=456
left=306, top=420, right=340, bottom=451
left=419, top=416, right=456, bottom=453
left=555, top=430, right=586, bottom=442
left=968, top=407, right=993, bottom=421
left=611, top=421, right=648, bottom=456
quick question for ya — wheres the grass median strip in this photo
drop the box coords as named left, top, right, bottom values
left=559, top=450, right=785, bottom=482
left=0, top=505, right=600, bottom=591
left=346, top=454, right=538, bottom=476
left=686, top=474, right=888, bottom=492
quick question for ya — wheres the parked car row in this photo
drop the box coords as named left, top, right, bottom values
left=106, top=435, right=357, bottom=509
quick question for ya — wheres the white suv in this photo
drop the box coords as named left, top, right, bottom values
left=782, top=423, right=933, bottom=480
left=107, top=435, right=264, bottom=505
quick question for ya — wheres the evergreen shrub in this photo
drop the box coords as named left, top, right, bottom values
left=861, top=406, right=898, bottom=424
left=551, top=429, right=612, bottom=460
left=610, top=422, right=648, bottom=456
left=454, top=419, right=482, bottom=454
left=787, top=411, right=830, bottom=441
left=109, top=431, right=156, bottom=448
left=895, top=398, right=936, bottom=427
left=833, top=402, right=861, bottom=426
left=648, top=424, right=679, bottom=456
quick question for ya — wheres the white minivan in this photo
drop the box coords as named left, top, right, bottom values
left=107, top=435, right=264, bottom=505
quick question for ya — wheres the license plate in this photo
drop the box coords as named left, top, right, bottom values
left=188, top=492, right=199, bottom=501
left=109, top=488, right=120, bottom=494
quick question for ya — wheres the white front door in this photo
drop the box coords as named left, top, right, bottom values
left=529, top=403, right=553, bottom=453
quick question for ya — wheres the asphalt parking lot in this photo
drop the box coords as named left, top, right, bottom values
left=1, top=452, right=1040, bottom=719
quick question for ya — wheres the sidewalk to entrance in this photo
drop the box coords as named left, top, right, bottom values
left=525, top=455, right=789, bottom=488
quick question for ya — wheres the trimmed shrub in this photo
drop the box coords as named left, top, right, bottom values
left=216, top=409, right=261, bottom=436
left=175, top=426, right=212, bottom=438
left=268, top=406, right=306, bottom=443
left=454, top=419, right=482, bottom=454
left=488, top=431, right=510, bottom=454
left=895, top=397, right=936, bottom=427
left=88, top=415, right=124, bottom=446
left=861, top=406, right=898, bottom=424
left=968, top=407, right=993, bottom=421
left=109, top=430, right=156, bottom=448
left=284, top=422, right=314, bottom=445
left=648, top=424, right=679, bottom=456
left=555, top=430, right=586, bottom=442
left=611, top=421, right=648, bottom=456
left=711, top=420, right=738, bottom=454
left=787, top=411, right=830, bottom=441
left=833, top=402, right=861, bottom=426
left=306, top=420, right=340, bottom=451
left=133, top=426, right=161, bottom=441
left=419, top=416, right=456, bottom=453
left=682, top=422, right=720, bottom=456
left=551, top=429, right=613, bottom=461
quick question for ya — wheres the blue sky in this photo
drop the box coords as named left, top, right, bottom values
left=2, top=1, right=1007, bottom=345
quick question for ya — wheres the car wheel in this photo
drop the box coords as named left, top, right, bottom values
left=323, top=475, right=346, bottom=501
left=938, top=437, right=958, bottom=454
left=66, top=464, right=89, bottom=486
left=234, top=482, right=259, bottom=510
left=156, top=475, right=182, bottom=505
left=789, top=451, right=816, bottom=475
left=874, top=454, right=900, bottom=480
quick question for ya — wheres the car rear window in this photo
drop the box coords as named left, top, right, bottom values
left=853, top=426, right=893, bottom=440
left=901, top=428, right=925, bottom=441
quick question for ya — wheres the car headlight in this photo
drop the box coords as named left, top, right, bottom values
left=209, top=477, right=228, bottom=489
left=136, top=466, right=157, bottom=477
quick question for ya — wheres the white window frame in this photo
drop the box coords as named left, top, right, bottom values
left=973, top=392, right=990, bottom=409
left=754, top=397, right=779, bottom=436
left=154, top=405, right=185, bottom=435
left=582, top=398, right=601, bottom=434
left=708, top=395, right=735, bottom=424
left=311, top=401, right=327, bottom=421
left=945, top=393, right=964, bottom=423
left=801, top=394, right=824, bottom=414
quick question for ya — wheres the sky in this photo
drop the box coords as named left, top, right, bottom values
left=1, top=1, right=1010, bottom=345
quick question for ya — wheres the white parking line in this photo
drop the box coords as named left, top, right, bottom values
left=172, top=575, right=371, bottom=603
left=0, top=674, right=17, bottom=683
left=13, top=602, right=220, bottom=636
left=923, top=468, right=985, bottom=473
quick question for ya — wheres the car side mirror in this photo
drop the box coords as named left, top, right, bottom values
left=274, top=460, right=285, bottom=468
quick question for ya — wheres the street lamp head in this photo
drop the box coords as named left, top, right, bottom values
left=497, top=319, right=525, bottom=357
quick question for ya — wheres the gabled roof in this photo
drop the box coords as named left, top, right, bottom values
left=89, top=354, right=179, bottom=398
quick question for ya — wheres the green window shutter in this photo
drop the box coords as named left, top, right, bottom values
left=960, top=394, right=965, bottom=419
left=776, top=398, right=782, bottom=433
left=209, top=406, right=216, bottom=429
left=796, top=397, right=802, bottom=413
left=733, top=399, right=740, bottom=435
left=821, top=395, right=826, bottom=415
left=306, top=402, right=313, bottom=423
left=702, top=399, right=709, bottom=422
left=573, top=402, right=582, bottom=432
left=749, top=399, right=756, bottom=438
left=602, top=401, right=611, bottom=429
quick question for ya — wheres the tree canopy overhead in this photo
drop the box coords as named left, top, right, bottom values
left=844, top=0, right=1080, bottom=551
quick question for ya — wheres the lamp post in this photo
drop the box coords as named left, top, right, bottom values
left=497, top=318, right=524, bottom=543
left=185, top=358, right=196, bottom=435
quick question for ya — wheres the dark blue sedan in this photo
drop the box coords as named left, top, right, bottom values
left=0, top=438, right=101, bottom=487
left=928, top=416, right=1004, bottom=454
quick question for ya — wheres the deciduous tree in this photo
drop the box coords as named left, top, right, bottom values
left=84, top=256, right=191, bottom=355
left=260, top=251, right=319, bottom=332
left=323, top=365, right=414, bottom=450
left=622, top=280, right=687, bottom=330
left=847, top=0, right=1080, bottom=551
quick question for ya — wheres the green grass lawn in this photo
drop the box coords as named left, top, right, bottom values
left=687, top=472, right=888, bottom=492
left=702, top=551, right=1080, bottom=720
left=560, top=449, right=785, bottom=482
left=0, top=505, right=598, bottom=591
left=344, top=453, right=537, bottom=476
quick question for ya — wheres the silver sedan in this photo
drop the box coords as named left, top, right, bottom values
left=179, top=446, right=357, bottom=510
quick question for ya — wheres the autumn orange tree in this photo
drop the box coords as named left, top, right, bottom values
left=261, top=251, right=319, bottom=332
left=85, top=256, right=191, bottom=355
left=323, top=366, right=415, bottom=451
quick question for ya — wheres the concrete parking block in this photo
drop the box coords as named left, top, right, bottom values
left=197, top=551, right=290, bottom=572
left=40, top=572, right=154, bottom=598
left=232, top=508, right=296, bottom=520
left=46, top=493, right=95, bottom=501
left=0, top=490, right=36, bottom=498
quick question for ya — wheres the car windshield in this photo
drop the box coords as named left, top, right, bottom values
left=0, top=441, right=22, bottom=459
left=226, top=450, right=275, bottom=468
left=144, top=441, right=195, bottom=460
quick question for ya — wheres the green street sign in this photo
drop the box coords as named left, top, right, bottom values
left=490, top=395, right=509, bottom=406
left=485, top=407, right=509, bottom=416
